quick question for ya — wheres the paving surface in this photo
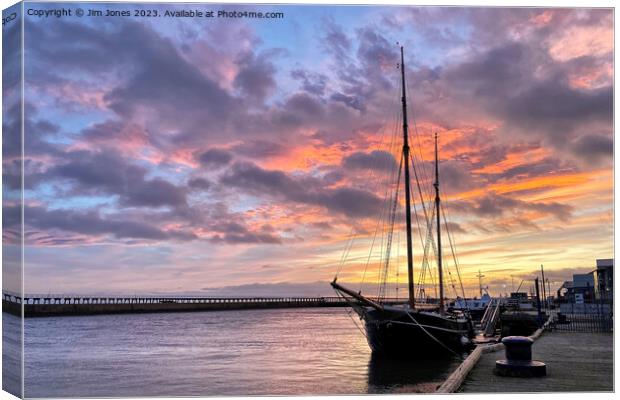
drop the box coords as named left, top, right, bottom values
left=459, top=331, right=613, bottom=392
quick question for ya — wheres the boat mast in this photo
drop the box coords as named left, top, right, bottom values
left=400, top=46, right=415, bottom=309
left=477, top=270, right=485, bottom=297
left=434, top=132, right=445, bottom=313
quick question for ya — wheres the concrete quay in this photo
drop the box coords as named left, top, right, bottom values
left=459, top=331, right=613, bottom=392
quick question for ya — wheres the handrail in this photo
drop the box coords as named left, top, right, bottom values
left=2, top=294, right=408, bottom=306
left=483, top=300, right=501, bottom=337
left=480, top=299, right=494, bottom=327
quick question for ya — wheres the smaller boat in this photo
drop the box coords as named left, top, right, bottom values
left=448, top=269, right=493, bottom=320
left=449, top=293, right=492, bottom=321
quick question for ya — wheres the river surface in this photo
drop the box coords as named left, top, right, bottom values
left=4, top=308, right=461, bottom=397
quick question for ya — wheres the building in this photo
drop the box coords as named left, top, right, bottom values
left=572, top=273, right=595, bottom=302
left=593, top=258, right=613, bottom=303
left=557, top=281, right=574, bottom=302
left=556, top=259, right=613, bottom=303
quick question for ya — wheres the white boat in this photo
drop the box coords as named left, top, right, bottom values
left=450, top=293, right=492, bottom=320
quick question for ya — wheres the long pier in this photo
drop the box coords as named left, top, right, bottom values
left=2, top=293, right=408, bottom=317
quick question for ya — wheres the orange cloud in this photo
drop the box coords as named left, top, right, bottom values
left=453, top=171, right=594, bottom=201
left=472, top=147, right=550, bottom=175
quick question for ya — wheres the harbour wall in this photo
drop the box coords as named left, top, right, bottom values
left=2, top=295, right=407, bottom=317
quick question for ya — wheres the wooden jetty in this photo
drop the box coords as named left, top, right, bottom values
left=437, top=317, right=551, bottom=393
left=437, top=316, right=613, bottom=393
left=459, top=331, right=613, bottom=392
left=1, top=293, right=407, bottom=317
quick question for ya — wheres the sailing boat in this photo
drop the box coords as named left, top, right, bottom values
left=331, top=47, right=474, bottom=357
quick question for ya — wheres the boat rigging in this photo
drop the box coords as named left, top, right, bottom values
left=331, top=46, right=474, bottom=357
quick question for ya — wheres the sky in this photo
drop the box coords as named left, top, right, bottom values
left=2, top=3, right=614, bottom=298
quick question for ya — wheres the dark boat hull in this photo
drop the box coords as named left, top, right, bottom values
left=360, top=306, right=474, bottom=357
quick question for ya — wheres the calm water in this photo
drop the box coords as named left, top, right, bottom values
left=5, top=308, right=461, bottom=397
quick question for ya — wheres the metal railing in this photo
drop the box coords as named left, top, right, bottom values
left=551, top=304, right=613, bottom=333
left=3, top=293, right=407, bottom=306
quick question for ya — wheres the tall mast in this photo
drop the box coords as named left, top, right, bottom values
left=540, top=264, right=547, bottom=311
left=400, top=46, right=415, bottom=309
left=434, top=132, right=445, bottom=313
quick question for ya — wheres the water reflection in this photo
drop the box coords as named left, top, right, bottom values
left=20, top=308, right=463, bottom=397
left=367, top=352, right=462, bottom=393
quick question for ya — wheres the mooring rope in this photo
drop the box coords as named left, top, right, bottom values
left=334, top=290, right=369, bottom=340
left=404, top=310, right=462, bottom=357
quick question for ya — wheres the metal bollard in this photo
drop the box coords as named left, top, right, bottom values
left=494, top=336, right=546, bottom=377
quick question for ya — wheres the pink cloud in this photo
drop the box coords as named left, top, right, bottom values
left=549, top=25, right=613, bottom=62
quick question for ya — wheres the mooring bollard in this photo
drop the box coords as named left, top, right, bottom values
left=494, top=336, right=546, bottom=377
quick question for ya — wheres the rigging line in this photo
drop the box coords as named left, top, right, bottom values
left=416, top=208, right=438, bottom=302
left=336, top=227, right=356, bottom=277
left=360, top=199, right=388, bottom=291
left=409, top=149, right=433, bottom=280
left=410, top=152, right=433, bottom=242
left=380, top=162, right=403, bottom=297
left=406, top=110, right=464, bottom=303
left=442, top=252, right=461, bottom=300
left=337, top=127, right=394, bottom=279
left=413, top=195, right=433, bottom=298
left=439, top=193, right=466, bottom=300
left=435, top=202, right=459, bottom=301
left=388, top=319, right=470, bottom=334
left=445, top=262, right=460, bottom=300
left=376, top=208, right=385, bottom=297
left=411, top=144, right=434, bottom=209
left=411, top=155, right=436, bottom=298
left=410, top=158, right=434, bottom=263
left=334, top=290, right=369, bottom=339
left=417, top=207, right=436, bottom=299
left=376, top=110, right=403, bottom=298
left=422, top=209, right=437, bottom=297
left=335, top=227, right=356, bottom=278
left=376, top=175, right=391, bottom=298
left=376, top=147, right=396, bottom=297
left=379, top=154, right=403, bottom=300
left=410, top=152, right=439, bottom=298
left=405, top=77, right=436, bottom=209
left=372, top=98, right=401, bottom=296
left=378, top=184, right=394, bottom=299
left=399, top=70, right=434, bottom=212
left=337, top=83, right=400, bottom=280
left=362, top=133, right=400, bottom=293
left=401, top=73, right=429, bottom=202
left=404, top=310, right=461, bottom=357
left=411, top=192, right=428, bottom=298
left=360, top=154, right=400, bottom=292
left=406, top=85, right=437, bottom=210
left=396, top=220, right=400, bottom=300
left=439, top=183, right=465, bottom=298
left=440, top=195, right=461, bottom=265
